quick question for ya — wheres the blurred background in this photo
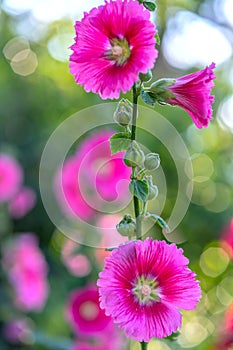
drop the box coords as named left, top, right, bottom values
left=0, top=0, right=233, bottom=349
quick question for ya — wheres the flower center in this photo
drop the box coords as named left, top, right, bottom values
left=133, top=275, right=160, bottom=304
left=105, top=37, right=131, bottom=66
left=79, top=301, right=99, bottom=321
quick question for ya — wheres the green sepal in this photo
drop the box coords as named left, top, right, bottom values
left=155, top=32, right=160, bottom=45
left=129, top=179, right=149, bottom=202
left=110, top=132, right=131, bottom=154
left=143, top=1, right=156, bottom=11
left=165, top=331, right=180, bottom=341
left=140, top=91, right=157, bottom=107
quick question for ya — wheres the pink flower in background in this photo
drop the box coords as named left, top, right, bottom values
left=66, top=285, right=112, bottom=335
left=98, top=238, right=201, bottom=342
left=70, top=0, right=157, bottom=99
left=95, top=215, right=127, bottom=266
left=0, top=153, right=23, bottom=202
left=224, top=303, right=233, bottom=332
left=61, top=239, right=91, bottom=277
left=8, top=187, right=36, bottom=219
left=220, top=219, right=233, bottom=259
left=166, top=63, right=216, bottom=128
left=55, top=130, right=130, bottom=220
left=2, top=233, right=49, bottom=311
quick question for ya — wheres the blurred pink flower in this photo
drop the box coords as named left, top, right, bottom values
left=166, top=63, right=216, bottom=128
left=225, top=303, right=233, bottom=332
left=8, top=187, right=36, bottom=219
left=61, top=239, right=91, bottom=277
left=98, top=238, right=201, bottom=342
left=2, top=233, right=49, bottom=311
left=66, top=285, right=112, bottom=335
left=69, top=0, right=157, bottom=99
left=220, top=219, right=233, bottom=259
left=95, top=214, right=127, bottom=266
left=55, top=130, right=130, bottom=221
left=0, top=153, right=23, bottom=203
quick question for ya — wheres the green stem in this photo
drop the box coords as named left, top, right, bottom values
left=131, top=84, right=142, bottom=240
left=141, top=341, right=148, bottom=350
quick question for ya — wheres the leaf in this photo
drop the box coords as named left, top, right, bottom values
left=155, top=32, right=160, bottom=45
left=143, top=1, right=156, bottom=11
left=110, top=132, right=131, bottom=154
left=140, top=91, right=157, bottom=107
left=165, top=331, right=180, bottom=341
left=129, top=179, right=149, bottom=202
left=146, top=213, right=170, bottom=233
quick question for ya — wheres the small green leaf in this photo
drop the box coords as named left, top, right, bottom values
left=165, top=331, right=180, bottom=341
left=155, top=32, right=160, bottom=45
left=140, top=91, right=157, bottom=107
left=129, top=179, right=149, bottom=202
left=146, top=213, right=170, bottom=233
left=143, top=1, right=156, bottom=11
left=110, top=132, right=131, bottom=154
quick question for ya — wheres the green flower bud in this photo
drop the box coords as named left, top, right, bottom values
left=124, top=141, right=145, bottom=168
left=139, top=70, right=153, bottom=83
left=116, top=214, right=136, bottom=236
left=146, top=176, right=158, bottom=200
left=144, top=153, right=160, bottom=171
left=113, top=98, right=132, bottom=126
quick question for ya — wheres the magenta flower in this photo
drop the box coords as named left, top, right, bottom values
left=8, top=187, right=36, bottom=219
left=69, top=0, right=157, bottom=99
left=167, top=63, right=216, bottom=128
left=220, top=219, right=233, bottom=259
left=55, top=130, right=130, bottom=220
left=98, top=238, right=201, bottom=342
left=0, top=153, right=23, bottom=203
left=61, top=239, right=91, bottom=277
left=66, top=285, right=113, bottom=335
left=2, top=233, right=49, bottom=311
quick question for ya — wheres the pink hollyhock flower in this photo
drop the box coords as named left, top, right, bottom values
left=8, top=187, right=36, bottom=219
left=61, top=239, right=91, bottom=277
left=70, top=0, right=157, bottom=99
left=220, top=219, right=233, bottom=259
left=55, top=130, right=130, bottom=220
left=98, top=238, right=201, bottom=342
left=148, top=63, right=216, bottom=128
left=2, top=233, right=49, bottom=311
left=66, top=285, right=113, bottom=335
left=0, top=153, right=23, bottom=202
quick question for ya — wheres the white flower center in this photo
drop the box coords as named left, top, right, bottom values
left=104, top=37, right=131, bottom=66
left=133, top=275, right=160, bottom=305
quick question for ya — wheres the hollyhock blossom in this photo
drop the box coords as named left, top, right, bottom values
left=220, top=219, right=233, bottom=259
left=98, top=238, right=201, bottom=342
left=55, top=130, right=130, bottom=220
left=148, top=63, right=216, bottom=128
left=0, top=153, right=23, bottom=202
left=2, top=233, right=49, bottom=311
left=70, top=0, right=157, bottom=99
left=8, top=187, right=36, bottom=219
left=66, top=285, right=113, bottom=335
left=61, top=239, right=91, bottom=277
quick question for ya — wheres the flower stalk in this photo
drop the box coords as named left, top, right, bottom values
left=131, top=84, right=142, bottom=240
left=141, top=341, right=148, bottom=350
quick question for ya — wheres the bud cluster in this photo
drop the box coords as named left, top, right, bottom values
left=116, top=214, right=136, bottom=237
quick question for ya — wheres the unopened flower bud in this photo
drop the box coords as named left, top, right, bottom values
left=124, top=141, right=145, bottom=168
left=144, top=153, right=160, bottom=171
left=116, top=214, right=136, bottom=236
left=139, top=70, right=152, bottom=83
left=146, top=176, right=158, bottom=200
left=114, top=98, right=132, bottom=126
